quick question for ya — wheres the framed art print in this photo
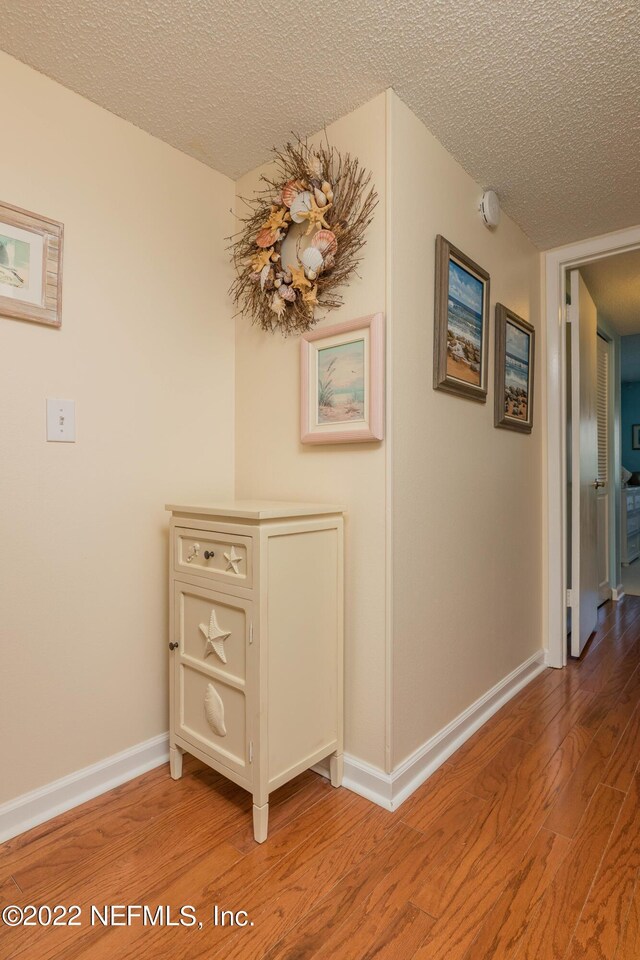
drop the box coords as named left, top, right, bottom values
left=632, top=425, right=640, bottom=450
left=0, top=201, right=64, bottom=327
left=300, top=312, right=384, bottom=444
left=494, top=303, right=535, bottom=433
left=433, top=235, right=490, bottom=401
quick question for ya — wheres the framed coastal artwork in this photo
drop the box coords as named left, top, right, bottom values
left=494, top=303, right=535, bottom=433
left=433, top=235, right=490, bottom=401
left=0, top=201, right=64, bottom=327
left=300, top=312, right=384, bottom=444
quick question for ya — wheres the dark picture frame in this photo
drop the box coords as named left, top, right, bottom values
left=632, top=425, right=640, bottom=450
left=433, top=235, right=490, bottom=401
left=494, top=303, right=535, bottom=433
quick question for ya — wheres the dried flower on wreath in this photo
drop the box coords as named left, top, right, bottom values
left=229, top=136, right=378, bottom=334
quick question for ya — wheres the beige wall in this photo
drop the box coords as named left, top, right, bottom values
left=0, top=66, right=545, bottom=805
left=234, top=90, right=545, bottom=775
left=0, top=53, right=235, bottom=803
left=389, top=92, right=543, bottom=766
left=234, top=94, right=389, bottom=770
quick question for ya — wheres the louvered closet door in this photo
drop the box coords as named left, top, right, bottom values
left=596, top=334, right=611, bottom=603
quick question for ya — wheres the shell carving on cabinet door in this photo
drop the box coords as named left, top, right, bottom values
left=204, top=683, right=227, bottom=737
left=199, top=609, right=231, bottom=664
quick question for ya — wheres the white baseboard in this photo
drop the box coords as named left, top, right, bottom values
left=315, top=650, right=546, bottom=812
left=3, top=650, right=547, bottom=841
left=612, top=584, right=625, bottom=601
left=0, top=733, right=169, bottom=843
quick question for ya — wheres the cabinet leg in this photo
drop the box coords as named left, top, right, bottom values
left=169, top=745, right=183, bottom=780
left=330, top=752, right=344, bottom=788
left=253, top=802, right=269, bottom=843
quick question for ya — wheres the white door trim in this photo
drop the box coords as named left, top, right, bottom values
left=545, top=224, right=640, bottom=669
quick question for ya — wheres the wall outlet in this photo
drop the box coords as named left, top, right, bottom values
left=46, top=399, right=76, bottom=442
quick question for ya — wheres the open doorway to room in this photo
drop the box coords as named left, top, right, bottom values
left=564, top=248, right=640, bottom=658
left=580, top=253, right=640, bottom=605
left=545, top=228, right=640, bottom=666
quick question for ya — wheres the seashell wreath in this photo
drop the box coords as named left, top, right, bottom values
left=230, top=137, right=378, bottom=335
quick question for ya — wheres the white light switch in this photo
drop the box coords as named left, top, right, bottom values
left=46, top=398, right=76, bottom=442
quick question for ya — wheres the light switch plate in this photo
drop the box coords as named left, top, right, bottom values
left=46, top=398, right=76, bottom=442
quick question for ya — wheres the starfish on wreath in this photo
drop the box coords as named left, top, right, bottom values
left=302, top=284, right=319, bottom=308
left=290, top=263, right=312, bottom=292
left=251, top=248, right=273, bottom=272
left=298, top=196, right=333, bottom=235
left=263, top=206, right=289, bottom=232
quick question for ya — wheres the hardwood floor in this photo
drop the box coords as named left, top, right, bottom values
left=4, top=597, right=640, bottom=959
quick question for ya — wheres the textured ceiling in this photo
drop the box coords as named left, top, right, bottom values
left=581, top=249, right=640, bottom=337
left=1, top=0, right=639, bottom=248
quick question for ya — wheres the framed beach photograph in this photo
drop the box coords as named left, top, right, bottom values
left=300, top=312, right=384, bottom=444
left=0, top=201, right=64, bottom=327
left=433, top=235, right=490, bottom=401
left=494, top=303, right=535, bottom=433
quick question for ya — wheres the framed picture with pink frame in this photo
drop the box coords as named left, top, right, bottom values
left=300, top=312, right=385, bottom=444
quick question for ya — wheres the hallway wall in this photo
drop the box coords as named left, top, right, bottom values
left=1, top=64, right=548, bottom=813
left=234, top=94, right=389, bottom=770
left=0, top=52, right=236, bottom=803
left=389, top=93, right=544, bottom=767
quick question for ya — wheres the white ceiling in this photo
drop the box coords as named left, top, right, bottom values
left=1, top=0, right=639, bottom=249
left=581, top=249, right=640, bottom=336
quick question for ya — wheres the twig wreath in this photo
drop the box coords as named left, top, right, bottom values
left=230, top=137, right=378, bottom=335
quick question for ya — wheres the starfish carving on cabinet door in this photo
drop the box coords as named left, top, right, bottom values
left=199, top=610, right=231, bottom=664
left=224, top=546, right=242, bottom=575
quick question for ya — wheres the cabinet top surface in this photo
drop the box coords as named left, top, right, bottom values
left=166, top=499, right=345, bottom=520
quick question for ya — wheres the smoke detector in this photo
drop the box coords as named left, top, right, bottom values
left=479, top=190, right=501, bottom=228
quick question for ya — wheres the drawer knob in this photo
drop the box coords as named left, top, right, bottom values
left=204, top=550, right=215, bottom=560
left=169, top=642, right=178, bottom=650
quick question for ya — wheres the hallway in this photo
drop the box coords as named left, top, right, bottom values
left=3, top=597, right=640, bottom=959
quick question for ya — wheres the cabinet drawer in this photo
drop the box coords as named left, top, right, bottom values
left=174, top=528, right=253, bottom=590
left=627, top=492, right=636, bottom=510
left=174, top=582, right=250, bottom=686
left=634, top=493, right=640, bottom=511
left=629, top=515, right=640, bottom=536
left=627, top=533, right=640, bottom=561
left=177, top=663, right=249, bottom=781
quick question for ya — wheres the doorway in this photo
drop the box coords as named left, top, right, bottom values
left=546, top=225, right=640, bottom=669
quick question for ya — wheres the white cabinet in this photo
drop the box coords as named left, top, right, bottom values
left=622, top=489, right=640, bottom=565
left=166, top=500, right=344, bottom=842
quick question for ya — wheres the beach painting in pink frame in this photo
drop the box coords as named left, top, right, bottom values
left=300, top=313, right=384, bottom=444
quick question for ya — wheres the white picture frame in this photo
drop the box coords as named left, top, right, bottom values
left=300, top=313, right=385, bottom=444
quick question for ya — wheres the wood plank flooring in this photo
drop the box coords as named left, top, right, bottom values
left=4, top=597, right=640, bottom=959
